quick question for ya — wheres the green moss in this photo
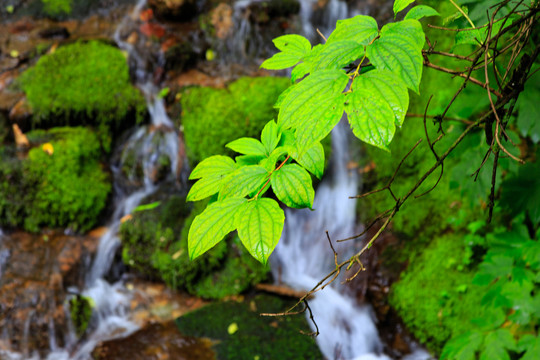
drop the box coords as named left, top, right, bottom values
left=191, top=235, right=269, bottom=299
left=69, top=294, right=93, bottom=338
left=176, top=294, right=323, bottom=359
left=180, top=76, right=290, bottom=165
left=41, top=0, right=71, bottom=16
left=390, top=234, right=487, bottom=353
left=0, top=127, right=111, bottom=232
left=19, top=41, right=145, bottom=138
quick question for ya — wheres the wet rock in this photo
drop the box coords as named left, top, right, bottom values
left=91, top=321, right=215, bottom=360
left=210, top=3, right=233, bottom=39
left=8, top=97, right=32, bottom=125
left=148, top=0, right=199, bottom=22
left=0, top=230, right=99, bottom=356
left=38, top=26, right=70, bottom=39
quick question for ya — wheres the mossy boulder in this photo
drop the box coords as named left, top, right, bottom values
left=120, top=195, right=268, bottom=299
left=176, top=294, right=323, bottom=359
left=0, top=127, right=111, bottom=232
left=180, top=76, right=290, bottom=165
left=389, top=234, right=488, bottom=353
left=19, top=41, right=146, bottom=140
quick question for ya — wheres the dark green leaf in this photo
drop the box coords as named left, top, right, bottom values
left=353, top=69, right=409, bottom=127
left=520, top=335, right=540, bottom=360
left=219, top=165, right=268, bottom=200
left=226, top=137, right=267, bottom=156
left=235, top=198, right=285, bottom=264
left=345, top=88, right=396, bottom=150
left=404, top=5, right=440, bottom=20
left=441, top=331, right=484, bottom=360
left=271, top=164, right=315, bottom=209
left=188, top=197, right=246, bottom=260
left=235, top=155, right=266, bottom=167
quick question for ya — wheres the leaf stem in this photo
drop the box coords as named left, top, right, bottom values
left=253, top=155, right=291, bottom=199
left=449, top=0, right=476, bottom=28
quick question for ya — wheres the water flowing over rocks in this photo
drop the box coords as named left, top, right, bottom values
left=0, top=230, right=100, bottom=357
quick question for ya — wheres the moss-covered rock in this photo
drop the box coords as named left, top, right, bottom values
left=120, top=195, right=268, bottom=299
left=176, top=294, right=323, bottom=359
left=389, top=234, right=487, bottom=353
left=180, top=76, right=290, bottom=165
left=19, top=41, right=146, bottom=139
left=0, top=127, right=111, bottom=232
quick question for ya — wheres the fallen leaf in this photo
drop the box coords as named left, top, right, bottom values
left=227, top=322, right=238, bottom=335
left=42, top=142, right=54, bottom=155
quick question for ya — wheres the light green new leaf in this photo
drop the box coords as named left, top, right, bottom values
left=380, top=19, right=425, bottom=49
left=188, top=197, right=246, bottom=260
left=261, top=35, right=311, bottom=70
left=290, top=142, right=325, bottom=179
left=367, top=32, right=423, bottom=93
left=295, top=93, right=345, bottom=155
left=189, top=155, right=236, bottom=180
left=271, top=164, right=315, bottom=209
left=235, top=198, right=285, bottom=264
left=291, top=62, right=311, bottom=82
left=273, top=34, right=311, bottom=56
left=345, top=89, right=396, bottom=150
left=260, top=147, right=288, bottom=172
left=187, top=175, right=223, bottom=201
left=393, top=0, right=415, bottom=16
left=226, top=137, right=267, bottom=156
left=261, top=52, right=304, bottom=70
left=219, top=165, right=268, bottom=200
left=353, top=69, right=409, bottom=127
left=405, top=5, right=440, bottom=20
left=312, top=41, right=365, bottom=71
left=326, top=15, right=379, bottom=46
left=278, top=69, right=349, bottom=130
left=261, top=120, right=281, bottom=154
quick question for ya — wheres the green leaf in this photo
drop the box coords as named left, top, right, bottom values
left=226, top=138, right=267, bottom=156
left=479, top=329, right=515, bottom=360
left=189, top=155, right=236, bottom=180
left=188, top=197, right=246, bottom=260
left=273, top=34, right=311, bottom=56
left=393, top=0, right=415, bottom=16
left=381, top=19, right=425, bottom=49
left=187, top=175, right=224, bottom=202
left=235, top=155, right=265, bottom=167
left=367, top=31, right=423, bottom=93
left=295, top=94, right=345, bottom=155
left=312, top=41, right=365, bottom=71
left=290, top=142, right=325, bottom=179
left=404, top=5, right=440, bottom=20
left=474, top=254, right=514, bottom=283
left=261, top=120, right=281, bottom=154
left=219, top=165, right=268, bottom=200
left=133, top=201, right=161, bottom=212
left=454, top=28, right=484, bottom=47
left=326, top=15, right=379, bottom=46
left=521, top=335, right=540, bottom=360
left=261, top=52, right=305, bottom=70
left=291, top=62, right=311, bottom=82
left=353, top=69, right=409, bottom=127
left=278, top=70, right=349, bottom=129
left=271, top=164, right=315, bottom=209
left=235, top=198, right=285, bottom=264
left=261, top=35, right=311, bottom=70
left=500, top=160, right=540, bottom=225
left=344, top=88, right=396, bottom=150
left=441, top=331, right=484, bottom=360
left=260, top=147, right=288, bottom=172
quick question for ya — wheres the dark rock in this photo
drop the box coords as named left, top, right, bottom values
left=148, top=0, right=200, bottom=22
left=91, top=321, right=215, bottom=360
left=38, top=26, right=70, bottom=39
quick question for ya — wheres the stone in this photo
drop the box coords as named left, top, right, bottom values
left=148, top=0, right=199, bottom=22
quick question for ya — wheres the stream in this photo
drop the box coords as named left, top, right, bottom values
left=0, top=1, right=433, bottom=359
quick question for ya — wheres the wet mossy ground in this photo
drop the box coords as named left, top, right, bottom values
left=180, top=76, right=290, bottom=165
left=176, top=294, right=323, bottom=359
left=0, top=126, right=110, bottom=232
left=19, top=40, right=145, bottom=143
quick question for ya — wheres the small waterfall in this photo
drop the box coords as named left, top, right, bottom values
left=271, top=122, right=389, bottom=360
